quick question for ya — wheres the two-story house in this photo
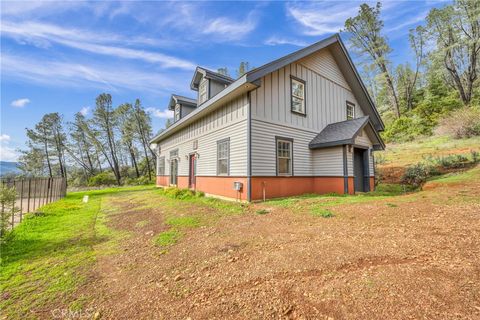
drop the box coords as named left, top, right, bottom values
left=150, top=34, right=385, bottom=201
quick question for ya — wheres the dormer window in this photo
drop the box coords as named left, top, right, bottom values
left=199, top=80, right=208, bottom=104
left=174, top=104, right=181, bottom=122
left=347, top=102, right=355, bottom=120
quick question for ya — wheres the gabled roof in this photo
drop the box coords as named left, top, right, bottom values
left=309, top=116, right=385, bottom=150
left=150, top=34, right=384, bottom=144
left=190, top=66, right=235, bottom=91
left=167, top=94, right=197, bottom=111
left=246, top=34, right=384, bottom=131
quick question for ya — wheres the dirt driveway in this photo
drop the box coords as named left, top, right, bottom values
left=80, top=172, right=480, bottom=319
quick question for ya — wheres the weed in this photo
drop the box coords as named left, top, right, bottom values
left=311, top=207, right=335, bottom=218
left=256, top=209, right=269, bottom=215
left=386, top=203, right=398, bottom=207
left=165, top=216, right=200, bottom=228
left=135, top=220, right=149, bottom=228
left=154, top=229, right=181, bottom=247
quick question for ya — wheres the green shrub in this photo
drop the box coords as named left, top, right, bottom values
left=87, top=172, right=117, bottom=186
left=0, top=186, right=18, bottom=238
left=124, top=176, right=154, bottom=186
left=471, top=150, right=479, bottom=163
left=195, top=191, right=205, bottom=198
left=161, top=187, right=203, bottom=200
left=436, top=107, right=480, bottom=139
left=401, top=163, right=436, bottom=189
left=382, top=115, right=433, bottom=143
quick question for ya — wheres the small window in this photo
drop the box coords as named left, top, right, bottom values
left=291, top=77, right=306, bottom=115
left=347, top=102, right=355, bottom=120
left=276, top=138, right=293, bottom=176
left=199, top=80, right=208, bottom=104
left=174, top=104, right=181, bottom=122
left=157, top=156, right=165, bottom=175
left=217, top=138, right=230, bottom=175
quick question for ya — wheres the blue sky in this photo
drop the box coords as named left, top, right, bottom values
left=0, top=0, right=449, bottom=161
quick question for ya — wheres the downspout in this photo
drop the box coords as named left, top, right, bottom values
left=247, top=91, right=252, bottom=202
left=343, top=145, right=349, bottom=194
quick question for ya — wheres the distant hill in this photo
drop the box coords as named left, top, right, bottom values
left=0, top=161, right=21, bottom=176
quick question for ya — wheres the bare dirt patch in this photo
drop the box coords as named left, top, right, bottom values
left=77, top=177, right=480, bottom=319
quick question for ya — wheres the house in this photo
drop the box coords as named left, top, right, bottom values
left=149, top=34, right=385, bottom=201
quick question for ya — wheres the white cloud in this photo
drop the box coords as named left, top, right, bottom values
left=79, top=107, right=90, bottom=116
left=203, top=14, right=257, bottom=40
left=11, top=98, right=30, bottom=108
left=286, top=2, right=359, bottom=36
left=1, top=53, right=190, bottom=94
left=0, top=134, right=18, bottom=161
left=1, top=21, right=196, bottom=70
left=145, top=108, right=173, bottom=119
left=264, top=36, right=308, bottom=47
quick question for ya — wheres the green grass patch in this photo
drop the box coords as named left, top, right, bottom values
left=165, top=216, right=200, bottom=228
left=0, top=185, right=149, bottom=319
left=429, top=166, right=480, bottom=183
left=311, top=207, right=335, bottom=218
left=154, top=229, right=181, bottom=247
left=386, top=203, right=398, bottom=207
left=255, top=209, right=269, bottom=215
left=135, top=220, right=149, bottom=228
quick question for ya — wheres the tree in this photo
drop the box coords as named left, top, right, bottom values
left=117, top=103, right=140, bottom=178
left=217, top=67, right=230, bottom=77
left=69, top=112, right=96, bottom=177
left=17, top=145, right=46, bottom=177
left=427, top=0, right=479, bottom=106
left=90, top=93, right=122, bottom=185
left=132, top=99, right=154, bottom=181
left=25, top=116, right=54, bottom=177
left=344, top=2, right=401, bottom=117
left=236, top=61, right=251, bottom=77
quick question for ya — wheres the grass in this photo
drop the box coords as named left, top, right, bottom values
left=154, top=229, right=181, bottom=247
left=310, top=207, right=335, bottom=218
left=0, top=185, right=149, bottom=319
left=256, top=209, right=269, bottom=215
left=378, top=135, right=480, bottom=167
left=165, top=216, right=200, bottom=228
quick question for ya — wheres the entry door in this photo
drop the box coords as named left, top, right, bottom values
left=170, top=159, right=178, bottom=185
left=354, top=149, right=365, bottom=192
left=188, top=154, right=197, bottom=189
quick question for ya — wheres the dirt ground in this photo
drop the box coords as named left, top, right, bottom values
left=78, top=174, right=480, bottom=319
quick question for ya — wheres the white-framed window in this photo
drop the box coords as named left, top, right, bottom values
left=291, top=77, right=306, bottom=115
left=199, top=80, right=208, bottom=104
left=157, top=156, right=165, bottom=175
left=347, top=102, right=355, bottom=120
left=174, top=104, right=181, bottom=122
left=276, top=138, right=293, bottom=176
left=217, top=138, right=230, bottom=175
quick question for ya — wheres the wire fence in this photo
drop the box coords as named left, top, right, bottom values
left=1, top=177, right=67, bottom=230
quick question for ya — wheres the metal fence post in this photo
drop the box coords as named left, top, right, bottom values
left=20, top=179, right=24, bottom=221
left=27, top=179, right=31, bottom=213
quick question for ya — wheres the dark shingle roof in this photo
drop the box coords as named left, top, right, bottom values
left=309, top=116, right=370, bottom=149
left=168, top=94, right=197, bottom=110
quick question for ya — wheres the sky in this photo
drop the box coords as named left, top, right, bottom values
left=0, top=0, right=450, bottom=162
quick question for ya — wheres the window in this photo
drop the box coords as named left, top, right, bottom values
left=174, top=104, right=181, bottom=122
left=157, top=157, right=165, bottom=176
left=291, top=77, right=306, bottom=115
left=199, top=80, right=208, bottom=104
left=276, top=138, right=293, bottom=176
left=347, top=102, right=355, bottom=120
left=217, top=138, right=230, bottom=175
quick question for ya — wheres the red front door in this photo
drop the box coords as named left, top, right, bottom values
left=189, top=154, right=196, bottom=189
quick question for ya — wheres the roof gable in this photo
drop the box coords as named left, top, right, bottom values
left=190, top=66, right=234, bottom=91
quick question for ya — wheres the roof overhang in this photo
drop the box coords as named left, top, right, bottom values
left=151, top=74, right=255, bottom=144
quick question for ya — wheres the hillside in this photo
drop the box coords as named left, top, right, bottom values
left=377, top=135, right=480, bottom=183
left=0, top=161, right=20, bottom=176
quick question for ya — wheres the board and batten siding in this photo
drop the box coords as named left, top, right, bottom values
left=250, top=47, right=367, bottom=177
left=157, top=94, right=248, bottom=177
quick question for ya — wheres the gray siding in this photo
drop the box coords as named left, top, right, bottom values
left=250, top=48, right=367, bottom=177
left=157, top=94, right=248, bottom=177
left=209, top=80, right=227, bottom=98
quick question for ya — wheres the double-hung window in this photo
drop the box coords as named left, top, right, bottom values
left=174, top=104, right=181, bottom=122
left=347, top=102, right=355, bottom=120
left=276, top=138, right=293, bottom=176
left=217, top=138, right=230, bottom=175
left=157, top=156, right=165, bottom=176
left=291, top=77, right=306, bottom=115
left=199, top=80, right=208, bottom=104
